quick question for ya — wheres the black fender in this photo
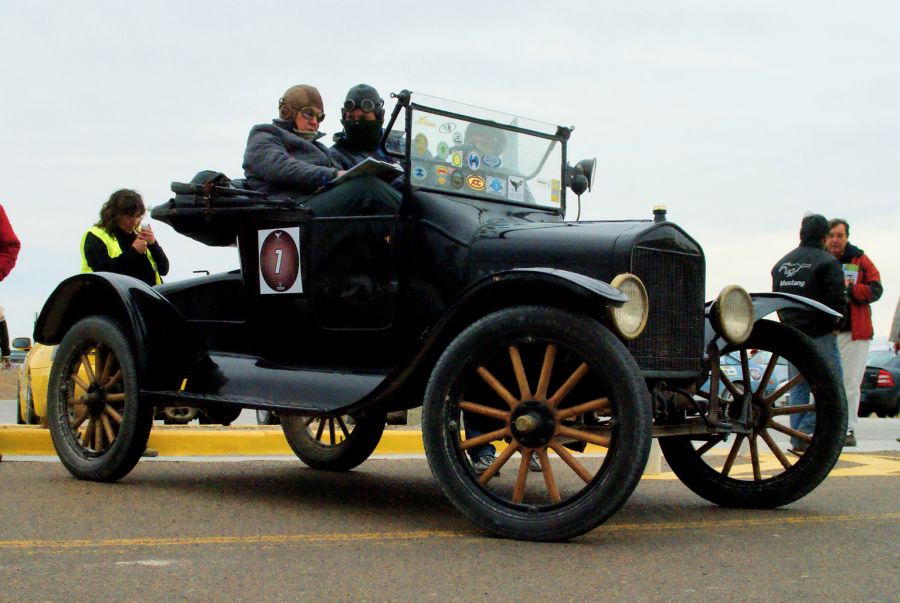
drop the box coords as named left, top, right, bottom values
left=361, top=267, right=630, bottom=410
left=704, top=291, right=842, bottom=347
left=33, top=273, right=198, bottom=390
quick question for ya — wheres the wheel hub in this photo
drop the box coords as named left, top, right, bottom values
left=85, top=383, right=106, bottom=417
left=510, top=401, right=556, bottom=448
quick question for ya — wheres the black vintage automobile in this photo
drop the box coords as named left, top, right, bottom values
left=34, top=91, right=847, bottom=541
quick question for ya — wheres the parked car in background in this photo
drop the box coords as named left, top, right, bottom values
left=859, top=349, right=900, bottom=417
left=10, top=336, right=31, bottom=364
left=700, top=352, right=780, bottom=403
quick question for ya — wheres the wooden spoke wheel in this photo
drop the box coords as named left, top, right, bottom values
left=422, top=306, right=651, bottom=542
left=281, top=409, right=386, bottom=471
left=47, top=317, right=153, bottom=482
left=660, top=319, right=847, bottom=508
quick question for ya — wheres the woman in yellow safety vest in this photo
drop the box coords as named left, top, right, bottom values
left=80, top=188, right=169, bottom=286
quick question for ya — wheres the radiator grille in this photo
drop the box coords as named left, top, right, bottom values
left=627, top=246, right=705, bottom=372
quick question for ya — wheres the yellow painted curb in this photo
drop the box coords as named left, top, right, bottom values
left=0, top=425, right=425, bottom=457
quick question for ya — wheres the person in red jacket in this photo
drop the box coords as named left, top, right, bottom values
left=828, top=218, right=883, bottom=446
left=1, top=204, right=21, bottom=371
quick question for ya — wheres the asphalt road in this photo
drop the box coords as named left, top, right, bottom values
left=1, top=454, right=898, bottom=601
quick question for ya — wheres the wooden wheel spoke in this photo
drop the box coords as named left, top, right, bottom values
left=328, top=418, right=337, bottom=446
left=72, top=407, right=91, bottom=430
left=556, top=424, right=610, bottom=448
left=764, top=374, right=804, bottom=406
left=766, top=420, right=813, bottom=444
left=479, top=441, right=519, bottom=484
left=549, top=441, right=593, bottom=483
left=105, top=393, right=125, bottom=402
left=476, top=367, right=520, bottom=410
left=759, top=429, right=792, bottom=470
left=100, top=352, right=117, bottom=387
left=458, top=401, right=511, bottom=422
left=511, top=450, right=532, bottom=503
left=537, top=448, right=561, bottom=503
left=336, top=416, right=351, bottom=439
left=720, top=373, right=742, bottom=401
left=748, top=436, right=762, bottom=481
left=461, top=427, right=511, bottom=451
left=71, top=374, right=91, bottom=393
left=557, top=397, right=609, bottom=420
left=303, top=416, right=315, bottom=426
left=535, top=344, right=556, bottom=400
left=772, top=403, right=815, bottom=416
left=81, top=353, right=96, bottom=384
left=547, top=363, right=589, bottom=409
left=508, top=346, right=532, bottom=400
left=100, top=413, right=116, bottom=445
left=102, top=370, right=122, bottom=391
left=722, top=434, right=745, bottom=476
left=695, top=436, right=724, bottom=457
left=755, top=354, right=779, bottom=397
left=82, top=418, right=96, bottom=447
left=94, top=417, right=103, bottom=451
left=104, top=405, right=123, bottom=424
left=314, top=419, right=325, bottom=441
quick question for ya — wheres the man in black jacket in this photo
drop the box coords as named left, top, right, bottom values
left=771, top=213, right=846, bottom=454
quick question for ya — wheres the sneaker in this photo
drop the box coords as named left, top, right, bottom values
left=472, top=453, right=497, bottom=476
left=527, top=454, right=542, bottom=472
left=788, top=441, right=809, bottom=456
left=844, top=431, right=857, bottom=447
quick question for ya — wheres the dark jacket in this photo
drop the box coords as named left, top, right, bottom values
left=328, top=130, right=392, bottom=170
left=242, top=119, right=338, bottom=194
left=835, top=242, right=882, bottom=339
left=83, top=229, right=170, bottom=287
left=771, top=241, right=846, bottom=337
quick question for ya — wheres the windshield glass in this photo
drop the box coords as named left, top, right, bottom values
left=399, top=94, right=566, bottom=210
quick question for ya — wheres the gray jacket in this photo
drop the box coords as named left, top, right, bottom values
left=242, top=119, right=337, bottom=194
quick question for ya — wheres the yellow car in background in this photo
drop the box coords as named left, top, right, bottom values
left=16, top=339, right=53, bottom=425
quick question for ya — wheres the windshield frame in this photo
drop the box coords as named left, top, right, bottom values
left=382, top=91, right=572, bottom=216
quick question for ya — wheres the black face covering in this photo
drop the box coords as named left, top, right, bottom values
left=341, top=119, right=383, bottom=150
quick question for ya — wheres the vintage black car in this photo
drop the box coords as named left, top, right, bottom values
left=34, top=91, right=847, bottom=541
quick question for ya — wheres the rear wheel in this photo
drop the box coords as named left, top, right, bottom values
left=47, top=317, right=153, bottom=482
left=660, top=320, right=846, bottom=508
left=422, top=306, right=651, bottom=542
left=281, top=410, right=386, bottom=471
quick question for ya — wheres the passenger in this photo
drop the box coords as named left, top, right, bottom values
left=243, top=84, right=345, bottom=195
left=328, top=84, right=392, bottom=169
left=243, top=85, right=401, bottom=217
left=81, top=189, right=169, bottom=287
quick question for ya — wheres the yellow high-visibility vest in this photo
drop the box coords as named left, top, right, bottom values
left=80, top=226, right=161, bottom=285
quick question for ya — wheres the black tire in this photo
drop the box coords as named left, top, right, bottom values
left=256, top=409, right=281, bottom=425
left=422, top=305, right=651, bottom=542
left=23, top=373, right=39, bottom=425
left=46, top=316, right=153, bottom=482
left=660, top=319, right=847, bottom=508
left=16, top=373, right=26, bottom=425
left=280, top=409, right=386, bottom=471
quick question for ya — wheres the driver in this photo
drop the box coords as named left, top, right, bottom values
left=328, top=84, right=393, bottom=170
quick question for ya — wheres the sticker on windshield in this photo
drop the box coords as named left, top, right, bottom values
left=451, top=171, right=465, bottom=189
left=508, top=176, right=525, bottom=202
left=412, top=164, right=427, bottom=180
left=258, top=227, right=302, bottom=295
left=467, top=152, right=480, bottom=170
left=415, top=115, right=437, bottom=128
left=487, top=177, right=506, bottom=195
left=436, top=141, right=450, bottom=159
left=450, top=152, right=463, bottom=167
left=439, top=122, right=456, bottom=133
left=452, top=131, right=463, bottom=144
left=466, top=175, right=486, bottom=191
left=482, top=154, right=502, bottom=168
left=413, top=133, right=429, bottom=156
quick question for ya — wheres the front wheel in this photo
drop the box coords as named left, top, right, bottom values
left=660, top=320, right=847, bottom=508
left=422, top=306, right=651, bottom=542
left=280, top=410, right=386, bottom=471
left=47, top=317, right=153, bottom=482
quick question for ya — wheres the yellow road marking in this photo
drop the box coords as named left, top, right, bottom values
left=2, top=513, right=898, bottom=551
left=642, top=452, right=900, bottom=480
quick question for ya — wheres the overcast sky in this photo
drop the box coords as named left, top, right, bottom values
left=1, top=1, right=897, bottom=344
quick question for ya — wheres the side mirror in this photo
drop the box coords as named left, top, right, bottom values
left=11, top=337, right=32, bottom=351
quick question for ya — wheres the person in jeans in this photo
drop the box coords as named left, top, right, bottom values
left=827, top=218, right=883, bottom=446
left=771, top=214, right=846, bottom=454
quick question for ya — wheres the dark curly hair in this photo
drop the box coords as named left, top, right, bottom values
left=96, top=189, right=145, bottom=232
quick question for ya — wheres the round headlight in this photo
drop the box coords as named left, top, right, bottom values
left=713, top=285, right=754, bottom=345
left=608, top=273, right=649, bottom=340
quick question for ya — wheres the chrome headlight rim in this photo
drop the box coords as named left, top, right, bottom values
left=608, top=273, right=649, bottom=341
left=712, top=285, right=754, bottom=345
